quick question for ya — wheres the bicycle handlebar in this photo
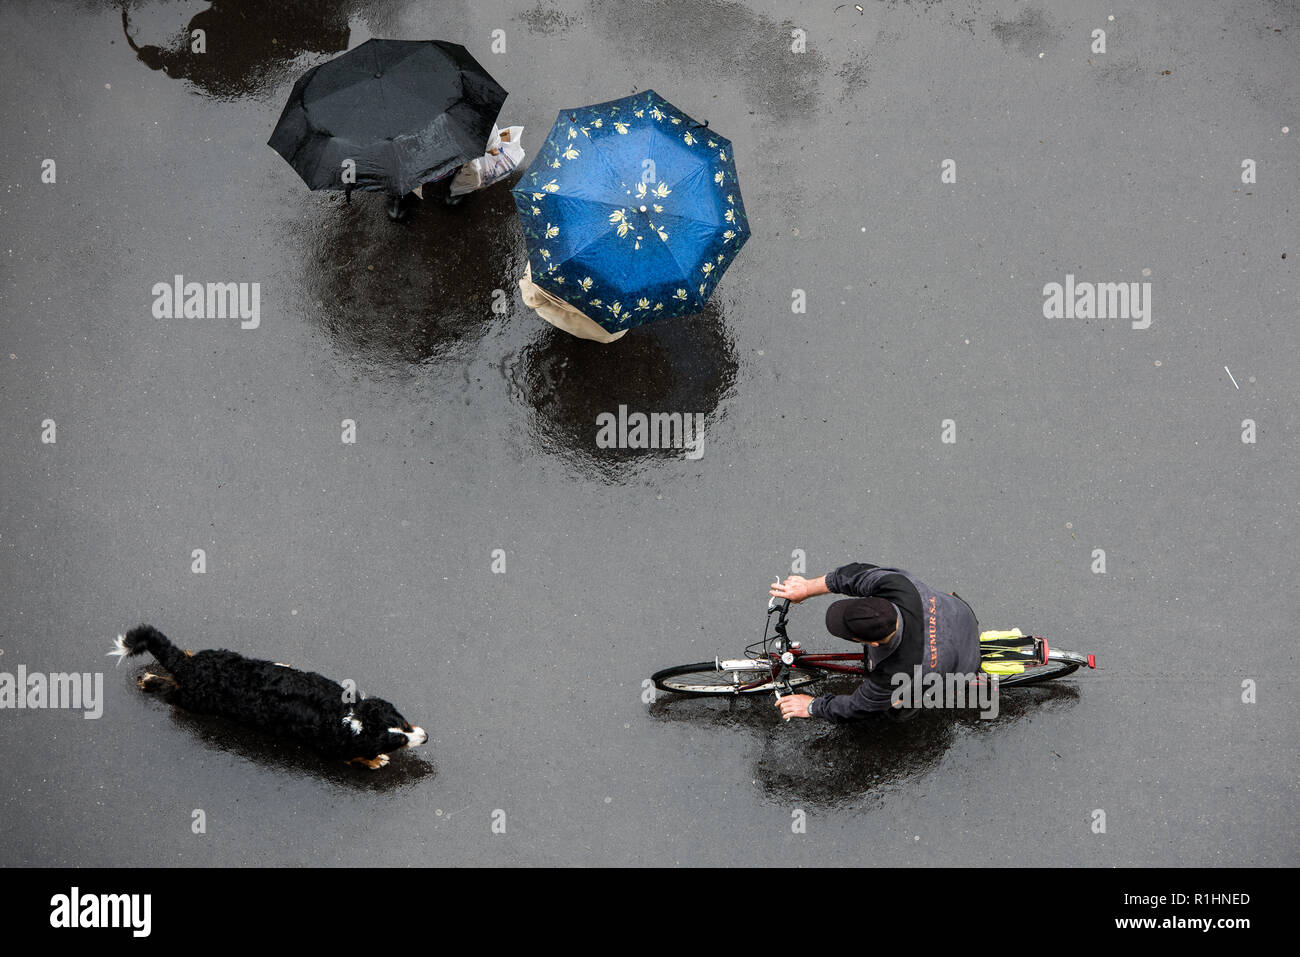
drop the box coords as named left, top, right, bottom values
left=768, top=578, right=791, bottom=618
left=764, top=588, right=794, bottom=703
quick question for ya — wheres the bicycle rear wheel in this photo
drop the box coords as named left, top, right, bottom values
left=985, top=658, right=1080, bottom=687
left=652, top=661, right=823, bottom=696
left=979, top=630, right=1093, bottom=687
left=983, top=647, right=1092, bottom=687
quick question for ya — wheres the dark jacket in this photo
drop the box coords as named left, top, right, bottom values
left=809, top=563, right=981, bottom=722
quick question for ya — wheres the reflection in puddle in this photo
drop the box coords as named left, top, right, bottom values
left=116, top=0, right=373, bottom=100
left=296, top=184, right=524, bottom=369
left=506, top=304, right=738, bottom=480
left=651, top=679, right=1081, bottom=809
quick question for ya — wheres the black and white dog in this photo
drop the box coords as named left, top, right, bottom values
left=110, top=625, right=427, bottom=769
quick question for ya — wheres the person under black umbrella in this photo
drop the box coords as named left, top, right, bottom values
left=268, top=39, right=507, bottom=221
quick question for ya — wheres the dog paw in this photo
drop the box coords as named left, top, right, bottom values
left=370, top=754, right=390, bottom=770
left=137, top=672, right=176, bottom=693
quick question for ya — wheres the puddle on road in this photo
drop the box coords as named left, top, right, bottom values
left=112, top=0, right=376, bottom=101
left=295, top=184, right=524, bottom=370
left=651, top=680, right=1081, bottom=809
left=504, top=302, right=738, bottom=480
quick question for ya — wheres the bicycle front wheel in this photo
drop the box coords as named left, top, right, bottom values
left=652, top=661, right=823, bottom=696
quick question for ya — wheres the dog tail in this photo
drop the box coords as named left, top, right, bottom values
left=108, top=624, right=188, bottom=672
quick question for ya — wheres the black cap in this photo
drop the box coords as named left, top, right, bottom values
left=825, top=597, right=896, bottom=644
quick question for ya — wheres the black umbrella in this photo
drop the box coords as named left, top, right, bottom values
left=268, top=39, right=507, bottom=198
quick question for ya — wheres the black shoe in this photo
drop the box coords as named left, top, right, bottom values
left=387, top=196, right=408, bottom=221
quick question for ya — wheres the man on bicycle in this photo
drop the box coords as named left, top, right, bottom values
left=769, top=563, right=981, bottom=721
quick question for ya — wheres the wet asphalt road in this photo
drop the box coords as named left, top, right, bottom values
left=0, top=0, right=1296, bottom=867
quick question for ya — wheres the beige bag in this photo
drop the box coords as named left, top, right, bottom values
left=519, top=263, right=627, bottom=343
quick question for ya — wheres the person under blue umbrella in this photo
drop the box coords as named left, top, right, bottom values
left=513, top=90, right=750, bottom=341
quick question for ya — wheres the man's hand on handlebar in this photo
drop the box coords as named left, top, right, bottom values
left=775, top=693, right=814, bottom=720
left=769, top=575, right=829, bottom=604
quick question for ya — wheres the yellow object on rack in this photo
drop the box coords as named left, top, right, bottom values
left=979, top=628, right=1030, bottom=674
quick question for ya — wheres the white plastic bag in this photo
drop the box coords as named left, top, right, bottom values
left=449, top=125, right=525, bottom=196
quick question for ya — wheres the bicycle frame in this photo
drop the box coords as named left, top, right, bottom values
left=711, top=594, right=868, bottom=696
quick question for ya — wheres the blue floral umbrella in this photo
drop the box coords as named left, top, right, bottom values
left=512, top=90, right=750, bottom=334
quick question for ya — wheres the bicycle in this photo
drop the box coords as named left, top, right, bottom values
left=651, top=590, right=1096, bottom=700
